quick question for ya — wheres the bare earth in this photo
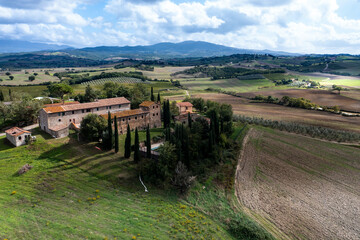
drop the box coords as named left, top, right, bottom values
left=235, top=128, right=360, bottom=240
left=188, top=93, right=360, bottom=132
left=239, top=89, right=360, bottom=113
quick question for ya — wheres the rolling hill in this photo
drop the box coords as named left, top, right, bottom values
left=0, top=39, right=71, bottom=53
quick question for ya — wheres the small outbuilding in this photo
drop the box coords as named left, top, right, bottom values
left=5, top=127, right=31, bottom=147
left=176, top=102, right=193, bottom=114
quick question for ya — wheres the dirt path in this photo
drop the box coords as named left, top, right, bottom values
left=234, top=128, right=360, bottom=240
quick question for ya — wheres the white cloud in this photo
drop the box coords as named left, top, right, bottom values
left=1, top=0, right=360, bottom=53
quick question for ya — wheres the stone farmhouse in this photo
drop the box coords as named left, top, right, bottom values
left=5, top=127, right=31, bottom=147
left=39, top=97, right=161, bottom=138
left=101, top=101, right=161, bottom=134
left=176, top=102, right=193, bottom=114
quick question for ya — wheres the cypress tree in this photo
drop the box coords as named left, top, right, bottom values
left=0, top=91, right=3, bottom=101
left=187, top=112, right=192, bottom=128
left=124, top=124, right=131, bottom=158
left=107, top=111, right=113, bottom=149
left=163, top=100, right=170, bottom=128
left=151, top=87, right=155, bottom=101
left=166, top=100, right=171, bottom=127
left=114, top=116, right=119, bottom=153
left=146, top=125, right=151, bottom=158
left=184, top=128, right=190, bottom=168
left=208, top=130, right=214, bottom=155
left=157, top=92, right=161, bottom=103
left=134, top=128, right=140, bottom=163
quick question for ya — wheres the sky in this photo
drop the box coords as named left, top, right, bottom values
left=1, top=0, right=360, bottom=54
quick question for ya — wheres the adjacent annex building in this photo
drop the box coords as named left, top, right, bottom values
left=39, top=97, right=161, bottom=138
left=5, top=127, right=31, bottom=147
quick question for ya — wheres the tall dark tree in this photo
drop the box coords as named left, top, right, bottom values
left=163, top=99, right=171, bottom=128
left=107, top=111, right=113, bottom=149
left=84, top=85, right=97, bottom=102
left=114, top=116, right=119, bottom=153
left=183, top=128, right=190, bottom=168
left=0, top=91, right=4, bottom=101
left=187, top=112, right=192, bottom=128
left=134, top=128, right=140, bottom=163
left=151, top=87, right=155, bottom=101
left=146, top=125, right=151, bottom=158
left=157, top=92, right=161, bottom=103
left=163, top=101, right=168, bottom=128
left=124, top=124, right=131, bottom=158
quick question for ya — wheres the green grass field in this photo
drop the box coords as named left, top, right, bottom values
left=0, top=129, right=233, bottom=240
left=180, top=77, right=285, bottom=93
left=320, top=78, right=360, bottom=87
left=0, top=71, right=59, bottom=86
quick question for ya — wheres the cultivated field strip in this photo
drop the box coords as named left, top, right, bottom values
left=80, top=77, right=148, bottom=86
left=235, top=128, right=360, bottom=240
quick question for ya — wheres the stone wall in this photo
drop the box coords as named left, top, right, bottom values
left=6, top=133, right=31, bottom=147
left=40, top=103, right=131, bottom=138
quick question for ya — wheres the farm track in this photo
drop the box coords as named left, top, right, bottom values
left=234, top=128, right=360, bottom=240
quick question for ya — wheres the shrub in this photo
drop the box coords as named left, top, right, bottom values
left=234, top=115, right=360, bottom=142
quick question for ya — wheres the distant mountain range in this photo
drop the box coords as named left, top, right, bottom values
left=0, top=39, right=72, bottom=53
left=0, top=40, right=299, bottom=59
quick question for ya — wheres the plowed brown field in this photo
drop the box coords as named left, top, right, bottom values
left=235, top=127, right=360, bottom=240
left=240, top=89, right=360, bottom=112
left=189, top=93, right=360, bottom=132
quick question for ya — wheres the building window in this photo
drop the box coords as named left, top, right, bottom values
left=119, top=105, right=122, bottom=108
left=156, top=113, right=158, bottom=116
left=109, top=106, right=112, bottom=109
left=153, top=114, right=155, bottom=116
left=82, top=110, right=85, bottom=113
left=153, top=106, right=155, bottom=109
left=86, top=109, right=91, bottom=112
left=128, top=118, right=131, bottom=120
left=123, top=119, right=125, bottom=122
left=58, top=119, right=61, bottom=122
left=135, top=117, right=137, bottom=120
left=72, top=111, right=74, bottom=114
left=141, top=115, right=143, bottom=119
left=186, top=107, right=188, bottom=110
left=58, top=113, right=61, bottom=116
left=156, top=105, right=158, bottom=108
left=18, top=136, right=21, bottom=140
left=97, top=108, right=99, bottom=111
left=69, top=119, right=71, bottom=122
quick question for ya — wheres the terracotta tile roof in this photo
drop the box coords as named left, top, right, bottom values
left=43, top=97, right=131, bottom=114
left=176, top=102, right=193, bottom=107
left=140, top=101, right=156, bottom=107
left=49, top=125, right=69, bottom=131
left=5, top=127, right=31, bottom=137
left=43, top=106, right=65, bottom=113
left=102, top=109, right=146, bottom=119
left=44, top=101, right=79, bottom=107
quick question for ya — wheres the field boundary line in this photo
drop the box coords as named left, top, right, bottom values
left=234, top=128, right=291, bottom=240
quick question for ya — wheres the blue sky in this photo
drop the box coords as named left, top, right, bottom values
left=1, top=0, right=360, bottom=53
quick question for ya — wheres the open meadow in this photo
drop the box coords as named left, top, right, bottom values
left=0, top=128, right=233, bottom=240
left=0, top=70, right=59, bottom=85
left=235, top=127, right=360, bottom=240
